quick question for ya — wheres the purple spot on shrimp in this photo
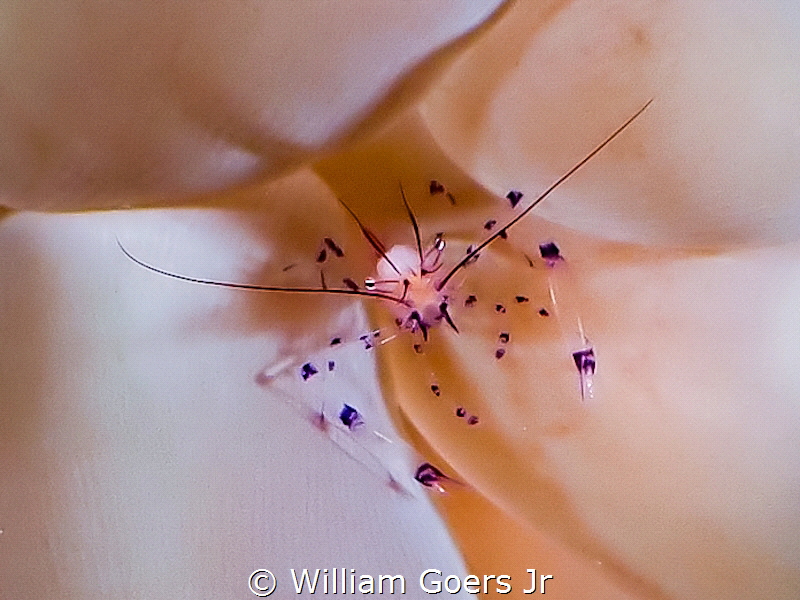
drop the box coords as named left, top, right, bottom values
left=429, top=180, right=445, bottom=195
left=506, top=190, right=524, bottom=208
left=515, top=295, right=529, bottom=304
left=455, top=407, right=466, bottom=418
left=431, top=384, right=441, bottom=397
left=498, top=228, right=508, bottom=240
left=495, top=304, right=506, bottom=314
left=414, top=462, right=448, bottom=489
left=327, top=360, right=335, bottom=372
left=572, top=347, right=596, bottom=401
left=338, top=404, right=364, bottom=430
left=315, top=248, right=327, bottom=263
left=539, top=242, right=564, bottom=267
left=539, top=308, right=550, bottom=317
left=413, top=343, right=423, bottom=354
left=330, top=337, right=342, bottom=346
left=484, top=219, right=497, bottom=231
left=464, top=294, right=478, bottom=307
left=573, top=347, right=596, bottom=376
left=467, top=416, right=479, bottom=426
left=359, top=334, right=374, bottom=350
left=495, top=348, right=506, bottom=360
left=300, top=363, right=319, bottom=381
left=499, top=332, right=510, bottom=344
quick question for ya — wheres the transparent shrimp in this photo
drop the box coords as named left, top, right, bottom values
left=117, top=100, right=652, bottom=492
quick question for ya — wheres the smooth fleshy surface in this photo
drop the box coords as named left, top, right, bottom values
left=421, top=0, right=800, bottom=246
left=0, top=0, right=506, bottom=209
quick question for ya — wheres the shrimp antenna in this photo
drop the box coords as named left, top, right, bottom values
left=116, top=239, right=410, bottom=307
left=398, top=182, right=424, bottom=269
left=337, top=198, right=402, bottom=276
left=435, top=99, right=653, bottom=291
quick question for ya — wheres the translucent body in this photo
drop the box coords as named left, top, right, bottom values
left=376, top=244, right=450, bottom=328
